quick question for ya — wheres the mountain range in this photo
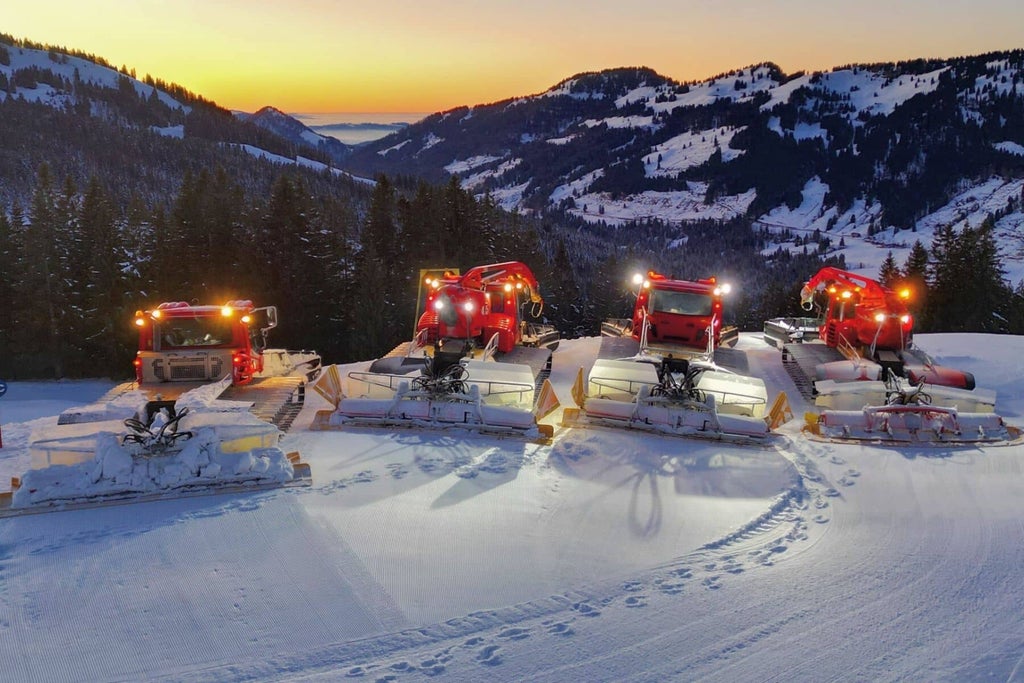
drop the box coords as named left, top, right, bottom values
left=3, top=35, right=1024, bottom=287
left=337, top=55, right=1024, bottom=283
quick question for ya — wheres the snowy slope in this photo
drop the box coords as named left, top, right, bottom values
left=2, top=332, right=1024, bottom=681
left=0, top=44, right=187, bottom=111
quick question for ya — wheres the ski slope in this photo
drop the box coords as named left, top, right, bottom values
left=1, top=333, right=1023, bottom=681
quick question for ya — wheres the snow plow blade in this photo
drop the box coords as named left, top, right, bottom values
left=561, top=358, right=772, bottom=444
left=808, top=378, right=1020, bottom=444
left=809, top=405, right=1019, bottom=444
left=0, top=454, right=310, bottom=518
left=311, top=358, right=556, bottom=443
left=0, top=403, right=311, bottom=518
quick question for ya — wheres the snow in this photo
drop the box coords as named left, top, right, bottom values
left=581, top=114, right=657, bottom=131
left=996, top=140, right=1024, bottom=156
left=459, top=158, right=522, bottom=191
left=230, top=144, right=375, bottom=185
left=644, top=125, right=746, bottom=177
left=4, top=331, right=1023, bottom=680
left=568, top=183, right=757, bottom=227
left=760, top=67, right=946, bottom=122
left=0, top=44, right=188, bottom=112
left=151, top=124, right=185, bottom=139
left=757, top=176, right=1024, bottom=285
left=444, top=155, right=503, bottom=175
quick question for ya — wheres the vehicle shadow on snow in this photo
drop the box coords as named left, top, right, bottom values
left=548, top=431, right=801, bottom=538
left=429, top=441, right=531, bottom=509
left=307, top=428, right=532, bottom=509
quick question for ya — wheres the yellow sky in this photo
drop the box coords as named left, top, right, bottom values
left=6, top=1, right=1022, bottom=114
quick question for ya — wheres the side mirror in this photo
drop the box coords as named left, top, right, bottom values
left=250, top=306, right=279, bottom=333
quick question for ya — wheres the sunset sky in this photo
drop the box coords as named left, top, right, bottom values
left=6, top=1, right=1023, bottom=115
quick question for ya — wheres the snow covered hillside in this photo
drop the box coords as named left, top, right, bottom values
left=346, top=52, right=1024, bottom=280
left=2, top=332, right=1024, bottom=681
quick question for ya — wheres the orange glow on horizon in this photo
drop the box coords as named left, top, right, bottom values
left=6, top=1, right=1023, bottom=114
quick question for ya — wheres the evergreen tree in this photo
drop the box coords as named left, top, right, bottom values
left=877, top=250, right=902, bottom=288
left=926, top=222, right=1009, bottom=332
left=77, top=176, right=127, bottom=375
left=0, top=208, right=17, bottom=377
left=18, top=164, right=65, bottom=376
left=959, top=220, right=1009, bottom=331
left=924, top=225, right=957, bottom=330
left=902, top=239, right=929, bottom=321
left=545, top=239, right=584, bottom=336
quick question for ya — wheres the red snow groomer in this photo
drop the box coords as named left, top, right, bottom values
left=603, top=271, right=738, bottom=356
left=133, top=300, right=277, bottom=386
left=310, top=262, right=561, bottom=442
left=415, top=261, right=559, bottom=355
left=778, top=267, right=1015, bottom=443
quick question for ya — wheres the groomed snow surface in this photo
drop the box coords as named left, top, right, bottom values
left=2, top=333, right=1024, bottom=681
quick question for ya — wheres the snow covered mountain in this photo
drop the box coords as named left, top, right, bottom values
left=344, top=53, right=1024, bottom=281
left=0, top=37, right=357, bottom=207
left=236, top=106, right=351, bottom=164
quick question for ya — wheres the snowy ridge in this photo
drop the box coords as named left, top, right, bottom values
left=346, top=51, right=1024, bottom=281
left=758, top=175, right=1024, bottom=282
left=0, top=44, right=188, bottom=111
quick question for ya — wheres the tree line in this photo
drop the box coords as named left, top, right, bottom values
left=0, top=165, right=578, bottom=379
left=3, top=161, right=1023, bottom=381
left=877, top=217, right=1024, bottom=334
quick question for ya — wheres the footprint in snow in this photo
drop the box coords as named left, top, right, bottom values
left=476, top=644, right=502, bottom=666
left=625, top=595, right=648, bottom=608
left=670, top=566, right=694, bottom=579
left=703, top=575, right=722, bottom=590
left=622, top=580, right=644, bottom=593
left=417, top=658, right=446, bottom=677
left=497, top=627, right=530, bottom=641
left=572, top=601, right=601, bottom=617
left=655, top=579, right=685, bottom=595
left=814, top=514, right=830, bottom=524
left=544, top=621, right=575, bottom=636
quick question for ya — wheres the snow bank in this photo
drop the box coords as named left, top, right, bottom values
left=13, top=425, right=293, bottom=508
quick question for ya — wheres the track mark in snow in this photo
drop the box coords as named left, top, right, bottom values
left=572, top=601, right=602, bottom=617
left=703, top=575, right=722, bottom=590
left=543, top=619, right=575, bottom=636
left=476, top=644, right=503, bottom=666
left=455, top=447, right=526, bottom=478
left=386, top=463, right=408, bottom=479
left=318, top=470, right=378, bottom=494
left=497, top=626, right=530, bottom=641
left=624, top=594, right=648, bottom=608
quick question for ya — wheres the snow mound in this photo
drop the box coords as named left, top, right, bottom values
left=13, top=426, right=294, bottom=508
